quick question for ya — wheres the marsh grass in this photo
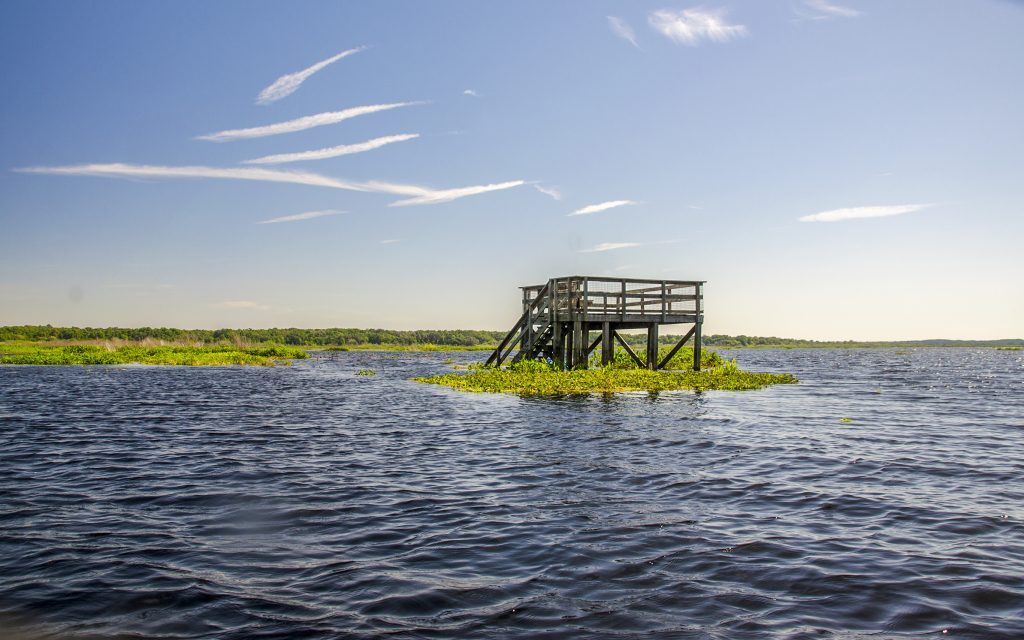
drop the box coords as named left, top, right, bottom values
left=417, top=356, right=796, bottom=395
left=0, top=343, right=309, bottom=366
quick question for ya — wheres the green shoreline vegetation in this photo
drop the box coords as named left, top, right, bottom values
left=0, top=343, right=309, bottom=366
left=416, top=347, right=798, bottom=395
left=0, top=324, right=1019, bottom=369
left=1, top=326, right=1020, bottom=350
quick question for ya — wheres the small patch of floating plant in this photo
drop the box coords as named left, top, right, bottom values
left=416, top=353, right=796, bottom=395
left=355, top=368, right=377, bottom=376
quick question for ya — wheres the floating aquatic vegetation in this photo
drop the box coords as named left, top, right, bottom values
left=0, top=343, right=309, bottom=366
left=416, top=357, right=796, bottom=395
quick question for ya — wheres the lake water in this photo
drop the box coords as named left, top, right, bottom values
left=1, top=348, right=1022, bottom=639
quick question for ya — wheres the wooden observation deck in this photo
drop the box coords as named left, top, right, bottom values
left=486, top=276, right=705, bottom=371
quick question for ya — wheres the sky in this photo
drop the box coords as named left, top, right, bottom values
left=1, top=0, right=1022, bottom=340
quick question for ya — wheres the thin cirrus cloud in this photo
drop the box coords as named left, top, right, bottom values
left=534, top=184, right=563, bottom=201
left=608, top=16, right=639, bottom=48
left=374, top=180, right=527, bottom=207
left=257, top=46, right=365, bottom=105
left=569, top=199, right=637, bottom=216
left=257, top=209, right=344, bottom=224
left=798, top=203, right=933, bottom=223
left=215, top=300, right=271, bottom=311
left=579, top=242, right=643, bottom=253
left=649, top=8, right=748, bottom=45
left=803, top=0, right=861, bottom=18
left=15, top=163, right=524, bottom=207
left=243, top=133, right=419, bottom=165
left=196, top=102, right=417, bottom=142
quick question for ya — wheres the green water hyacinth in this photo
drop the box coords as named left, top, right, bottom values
left=0, top=344, right=309, bottom=366
left=416, top=357, right=796, bottom=395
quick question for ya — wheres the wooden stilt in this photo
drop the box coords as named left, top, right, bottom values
left=693, top=319, right=702, bottom=371
left=602, top=322, right=613, bottom=366
left=646, top=324, right=659, bottom=370
left=552, top=322, right=563, bottom=369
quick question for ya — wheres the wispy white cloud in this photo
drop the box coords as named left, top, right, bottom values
left=569, top=199, right=637, bottom=216
left=803, top=0, right=861, bottom=18
left=649, top=8, right=748, bottom=45
left=579, top=242, right=643, bottom=253
left=16, top=163, right=524, bottom=207
left=215, top=300, right=271, bottom=311
left=243, top=133, right=419, bottom=165
left=798, top=203, right=932, bottom=222
left=380, top=238, right=401, bottom=244
left=197, top=102, right=416, bottom=142
left=257, top=47, right=365, bottom=105
left=258, top=209, right=343, bottom=224
left=384, top=180, right=527, bottom=207
left=463, top=89, right=479, bottom=97
left=608, top=16, right=639, bottom=48
left=16, top=162, right=375, bottom=191
left=534, top=184, right=563, bottom=201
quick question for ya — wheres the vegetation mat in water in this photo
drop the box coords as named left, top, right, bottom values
left=416, top=357, right=797, bottom=395
left=0, top=344, right=309, bottom=366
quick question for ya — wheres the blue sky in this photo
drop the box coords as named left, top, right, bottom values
left=1, top=0, right=1021, bottom=339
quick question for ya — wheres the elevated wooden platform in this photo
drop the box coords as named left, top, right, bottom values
left=487, top=276, right=705, bottom=371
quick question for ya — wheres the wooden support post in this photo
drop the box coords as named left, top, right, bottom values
left=693, top=283, right=702, bottom=371
left=601, top=322, right=612, bottom=366
left=693, top=320, right=702, bottom=371
left=572, top=320, right=583, bottom=369
left=646, top=324, right=659, bottom=370
left=557, top=321, right=565, bottom=366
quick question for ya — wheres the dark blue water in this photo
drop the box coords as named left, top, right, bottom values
left=1, top=348, right=1022, bottom=639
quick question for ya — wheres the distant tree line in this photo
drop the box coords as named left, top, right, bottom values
left=0, top=325, right=506, bottom=347
left=2, top=326, right=1020, bottom=348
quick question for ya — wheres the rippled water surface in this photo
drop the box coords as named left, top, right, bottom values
left=1, top=348, right=1023, bottom=639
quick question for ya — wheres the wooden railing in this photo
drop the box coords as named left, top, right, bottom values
left=523, top=276, right=703, bottom=320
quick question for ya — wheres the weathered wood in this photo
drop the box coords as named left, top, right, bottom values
left=613, top=331, right=645, bottom=369
left=693, top=284, right=702, bottom=372
left=646, top=324, right=659, bottom=370
left=552, top=321, right=563, bottom=369
left=495, top=276, right=705, bottom=372
left=657, top=325, right=697, bottom=370
left=601, top=322, right=612, bottom=366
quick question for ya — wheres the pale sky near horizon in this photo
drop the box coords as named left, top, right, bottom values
left=1, top=1, right=1022, bottom=340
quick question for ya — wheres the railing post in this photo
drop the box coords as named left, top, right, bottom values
left=620, top=280, right=626, bottom=321
left=661, top=280, right=666, bottom=323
